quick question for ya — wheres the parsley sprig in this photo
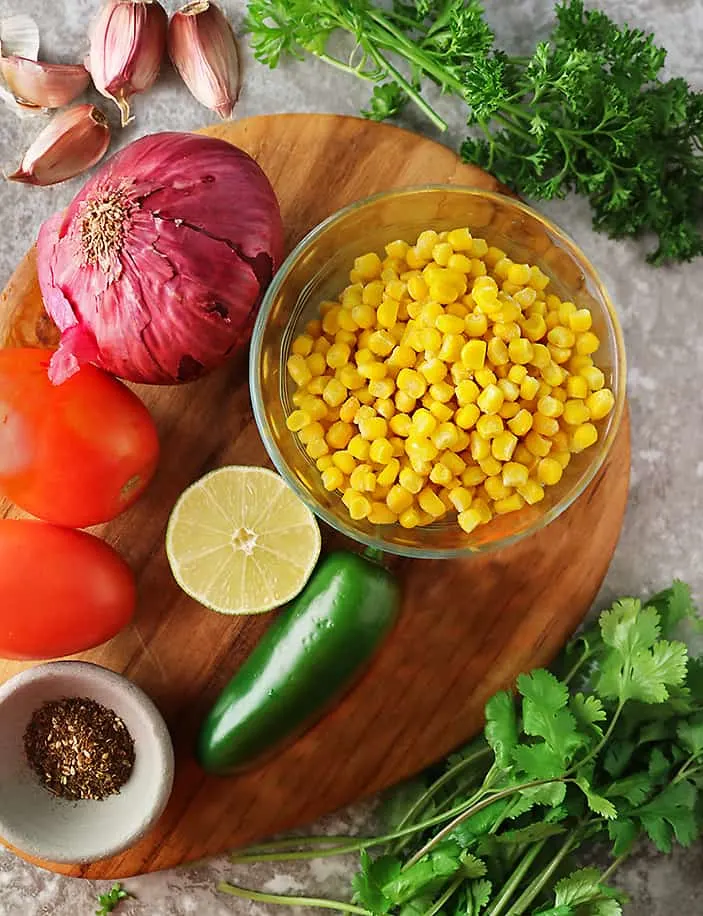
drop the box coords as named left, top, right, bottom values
left=219, top=581, right=703, bottom=915
left=246, top=0, right=703, bottom=264
left=95, top=883, right=131, bottom=915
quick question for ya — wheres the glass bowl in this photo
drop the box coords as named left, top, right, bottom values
left=250, top=186, right=626, bottom=559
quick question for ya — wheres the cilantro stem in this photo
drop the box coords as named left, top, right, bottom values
left=218, top=881, right=371, bottom=914
left=364, top=44, right=448, bottom=131
left=402, top=779, right=560, bottom=870
left=388, top=746, right=492, bottom=854
left=567, top=701, right=626, bottom=776
left=503, top=825, right=585, bottom=915
left=484, top=838, right=550, bottom=916
left=600, top=850, right=631, bottom=884
left=425, top=874, right=465, bottom=916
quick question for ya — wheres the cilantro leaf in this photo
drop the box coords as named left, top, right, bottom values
left=380, top=779, right=430, bottom=831
left=518, top=670, right=583, bottom=758
left=466, top=879, right=492, bottom=915
left=571, top=693, right=607, bottom=737
left=635, top=781, right=700, bottom=852
left=485, top=690, right=518, bottom=769
left=575, top=778, right=618, bottom=820
left=352, top=852, right=400, bottom=913
left=96, top=884, right=131, bottom=916
left=677, top=715, right=703, bottom=758
left=607, top=818, right=639, bottom=856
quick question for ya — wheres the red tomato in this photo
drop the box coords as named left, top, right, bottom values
left=0, top=348, right=159, bottom=528
left=0, top=520, right=136, bottom=659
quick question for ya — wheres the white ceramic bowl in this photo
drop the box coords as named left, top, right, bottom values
left=0, top=661, right=174, bottom=863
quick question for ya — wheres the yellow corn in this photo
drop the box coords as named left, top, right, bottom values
left=418, top=357, right=448, bottom=385
left=326, top=421, right=354, bottom=450
left=585, top=388, right=615, bottom=420
left=502, top=462, right=529, bottom=488
left=475, top=414, right=504, bottom=440
left=375, top=397, right=395, bottom=420
left=397, top=368, right=428, bottom=399
left=405, top=436, right=438, bottom=464
left=399, top=506, right=423, bottom=528
left=411, top=408, right=437, bottom=437
left=569, top=309, right=593, bottom=332
left=376, top=458, right=401, bottom=489
left=465, top=312, right=489, bottom=337
left=532, top=414, right=560, bottom=438
left=287, top=354, right=313, bottom=387
left=447, top=227, right=473, bottom=250
left=576, top=331, right=600, bottom=355
left=494, top=493, right=525, bottom=515
left=537, top=457, right=563, bottom=486
left=286, top=409, right=311, bottom=432
left=566, top=375, right=589, bottom=399
left=525, top=431, right=552, bottom=458
left=321, top=467, right=344, bottom=491
left=508, top=364, right=528, bottom=384
left=580, top=365, right=605, bottom=391
left=348, top=434, right=370, bottom=461
left=508, top=338, right=534, bottom=365
left=432, top=422, right=460, bottom=450
left=492, top=431, right=518, bottom=462
left=542, top=363, right=566, bottom=387
left=562, top=399, right=591, bottom=426
left=487, top=337, right=510, bottom=366
left=298, top=422, right=325, bottom=445
left=440, top=451, right=466, bottom=476
left=386, top=484, right=414, bottom=514
left=500, top=401, right=520, bottom=420
left=517, top=479, right=545, bottom=505
left=477, top=384, right=504, bottom=415
left=417, top=487, right=445, bottom=518
left=461, top=339, right=487, bottom=370
left=455, top=403, right=481, bottom=430
left=332, top=451, right=356, bottom=475
left=484, top=476, right=512, bottom=501
left=470, top=431, right=491, bottom=461
left=519, top=375, right=540, bottom=401
left=292, top=334, right=314, bottom=357
left=571, top=422, right=599, bottom=452
left=461, top=466, right=487, bottom=488
left=306, top=438, right=329, bottom=459
left=537, top=395, right=564, bottom=418
left=479, top=456, right=503, bottom=478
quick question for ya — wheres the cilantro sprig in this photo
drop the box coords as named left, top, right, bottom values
left=95, top=883, right=131, bottom=915
left=246, top=0, right=703, bottom=264
left=219, top=581, right=703, bottom=915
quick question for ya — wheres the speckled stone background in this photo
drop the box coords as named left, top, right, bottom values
left=0, top=0, right=702, bottom=913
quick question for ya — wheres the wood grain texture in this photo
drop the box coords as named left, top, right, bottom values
left=0, top=114, right=630, bottom=878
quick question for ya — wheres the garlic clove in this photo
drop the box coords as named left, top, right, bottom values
left=168, top=0, right=240, bottom=120
left=0, top=14, right=39, bottom=60
left=89, top=0, right=168, bottom=127
left=9, top=104, right=111, bottom=187
left=0, top=56, right=91, bottom=109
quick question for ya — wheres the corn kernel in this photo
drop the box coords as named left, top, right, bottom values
left=450, top=363, right=471, bottom=385
left=397, top=368, right=428, bottom=399
left=498, top=378, right=520, bottom=402
left=395, top=390, right=417, bottom=414
left=492, top=431, right=518, bottom=462
left=427, top=401, right=453, bottom=423
left=358, top=361, right=387, bottom=382
left=517, top=480, right=545, bottom=505
left=515, top=286, right=537, bottom=309
left=470, top=431, right=491, bottom=461
left=546, top=311, right=561, bottom=331
left=406, top=436, right=438, bottom=463
left=476, top=414, right=504, bottom=439
left=479, top=456, right=502, bottom=478
left=355, top=347, right=374, bottom=365
left=385, top=239, right=409, bottom=260
left=432, top=422, right=460, bottom=450
left=368, top=329, right=395, bottom=357
left=519, top=376, right=541, bottom=402
left=388, top=412, right=412, bottom=438
left=533, top=414, right=560, bottom=437
left=430, top=242, right=452, bottom=266
left=287, top=354, right=313, bottom=387
left=447, top=227, right=473, bottom=250
left=300, top=396, right=328, bottom=422
left=376, top=298, right=399, bottom=329
left=292, top=334, right=314, bottom=357
left=525, top=431, right=552, bottom=458
left=562, top=399, right=591, bottom=426
left=399, top=506, right=423, bottom=529
left=447, top=253, right=472, bottom=274
left=389, top=436, right=405, bottom=458
left=347, top=493, right=371, bottom=520
left=566, top=375, right=589, bottom=399
left=409, top=455, right=432, bottom=476
left=358, top=416, right=388, bottom=440
left=357, top=386, right=374, bottom=405
left=348, top=434, right=370, bottom=460
left=586, top=388, right=615, bottom=420
left=455, top=403, right=481, bottom=430
left=502, top=461, right=529, bottom=488
left=415, top=487, right=443, bottom=518
left=286, top=409, right=311, bottom=432
left=484, top=476, right=512, bottom=501
left=487, top=337, right=510, bottom=367
left=316, top=456, right=334, bottom=473
left=306, top=438, right=329, bottom=459
left=462, top=466, right=487, bottom=487
left=538, top=457, right=563, bottom=486
left=521, top=315, right=548, bottom=341
left=506, top=263, right=530, bottom=285
left=471, top=237, right=489, bottom=258
left=571, top=422, right=598, bottom=452
left=547, top=326, right=575, bottom=349
left=530, top=343, right=551, bottom=369
left=508, top=364, right=528, bottom=384
left=387, top=345, right=415, bottom=370
left=447, top=301, right=469, bottom=319
left=569, top=309, right=593, bottom=333
left=494, top=493, right=525, bottom=515
left=440, top=451, right=467, bottom=476
left=326, top=421, right=354, bottom=450
left=542, top=363, right=566, bottom=387
left=322, top=378, right=347, bottom=407
left=537, top=395, right=564, bottom=418
left=337, top=365, right=365, bottom=390
left=465, top=313, right=489, bottom=337
left=332, top=451, right=356, bottom=475
left=386, top=484, right=414, bottom=514
left=350, top=464, right=376, bottom=492
left=475, top=367, right=498, bottom=388
left=434, top=313, right=464, bottom=336
left=377, top=458, right=401, bottom=488
left=439, top=333, right=465, bottom=362
left=306, top=319, right=323, bottom=338
left=367, top=378, right=394, bottom=400
left=321, top=308, right=340, bottom=336
left=321, top=467, right=344, bottom=491
left=426, top=381, right=452, bottom=404
left=500, top=401, right=520, bottom=420
left=514, top=444, right=536, bottom=469
left=375, top=397, right=395, bottom=420
left=581, top=365, right=605, bottom=391
left=457, top=509, right=482, bottom=533
left=351, top=303, right=376, bottom=329
left=326, top=342, right=351, bottom=369
left=411, top=408, right=437, bottom=438
left=416, top=229, right=440, bottom=258
left=419, top=357, right=448, bottom=384
left=354, top=252, right=382, bottom=280
left=549, top=344, right=572, bottom=365
left=306, top=352, right=328, bottom=378
left=508, top=338, right=534, bottom=365
left=307, top=376, right=328, bottom=396
left=477, top=384, right=504, bottom=415
left=367, top=437, right=392, bottom=465
left=553, top=450, right=571, bottom=469
left=493, top=322, right=521, bottom=343
left=576, top=331, right=600, bottom=355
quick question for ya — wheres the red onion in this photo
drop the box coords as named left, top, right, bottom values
left=37, top=132, right=284, bottom=385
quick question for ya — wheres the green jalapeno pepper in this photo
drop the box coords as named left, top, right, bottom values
left=197, top=550, right=400, bottom=774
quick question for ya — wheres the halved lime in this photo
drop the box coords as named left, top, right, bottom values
left=166, top=466, right=321, bottom=615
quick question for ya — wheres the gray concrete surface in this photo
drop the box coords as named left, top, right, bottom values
left=0, top=0, right=702, bottom=912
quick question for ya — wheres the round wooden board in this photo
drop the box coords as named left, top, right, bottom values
left=0, top=114, right=630, bottom=878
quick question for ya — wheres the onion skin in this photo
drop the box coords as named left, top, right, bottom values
left=36, top=131, right=284, bottom=386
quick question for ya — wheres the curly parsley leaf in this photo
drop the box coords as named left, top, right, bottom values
left=95, top=884, right=131, bottom=916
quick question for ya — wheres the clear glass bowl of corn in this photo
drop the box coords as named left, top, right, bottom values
left=250, top=186, right=626, bottom=559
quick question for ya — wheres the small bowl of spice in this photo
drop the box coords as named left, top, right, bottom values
left=0, top=661, right=174, bottom=863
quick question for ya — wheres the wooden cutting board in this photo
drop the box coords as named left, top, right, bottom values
left=0, top=114, right=630, bottom=879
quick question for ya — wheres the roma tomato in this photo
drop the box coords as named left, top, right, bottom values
left=0, top=520, right=136, bottom=660
left=0, top=348, right=159, bottom=527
